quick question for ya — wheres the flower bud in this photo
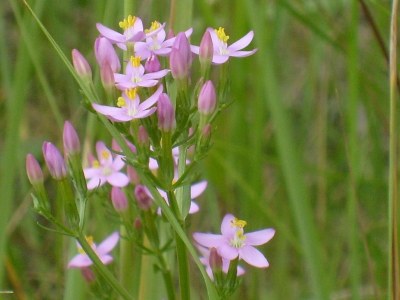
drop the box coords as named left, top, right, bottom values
left=94, top=37, right=121, bottom=73
left=157, top=93, right=176, bottom=132
left=170, top=48, right=187, bottom=80
left=26, top=154, right=43, bottom=185
left=134, top=217, right=142, bottom=230
left=42, top=142, right=67, bottom=180
left=81, top=267, right=95, bottom=283
left=134, top=185, right=152, bottom=210
left=138, top=125, right=149, bottom=147
left=111, top=187, right=128, bottom=212
left=100, top=63, right=115, bottom=90
left=198, top=80, right=216, bottom=115
left=72, top=49, right=92, bottom=79
left=173, top=32, right=192, bottom=67
left=63, top=121, right=80, bottom=156
left=127, top=166, right=140, bottom=185
left=209, top=247, right=223, bottom=273
left=145, top=54, right=161, bottom=73
left=199, top=30, right=213, bottom=65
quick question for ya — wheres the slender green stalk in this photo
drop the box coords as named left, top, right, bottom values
left=119, top=225, right=138, bottom=298
left=77, top=234, right=134, bottom=300
left=388, top=1, right=399, bottom=299
left=124, top=0, right=135, bottom=15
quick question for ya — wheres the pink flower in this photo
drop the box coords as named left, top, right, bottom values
left=114, top=56, right=169, bottom=90
left=192, top=27, right=257, bottom=64
left=92, top=85, right=163, bottom=122
left=96, top=15, right=145, bottom=50
left=68, top=232, right=119, bottom=268
left=193, top=214, right=274, bottom=268
left=84, top=141, right=129, bottom=190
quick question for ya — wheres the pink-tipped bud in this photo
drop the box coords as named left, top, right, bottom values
left=198, top=80, right=216, bottom=115
left=94, top=37, right=121, bottom=73
left=173, top=32, right=192, bottom=66
left=127, top=166, right=140, bottom=185
left=157, top=93, right=176, bottom=132
left=134, top=185, right=152, bottom=210
left=138, top=125, right=149, bottom=147
left=111, top=187, right=128, bottom=212
left=72, top=49, right=92, bottom=79
left=100, top=63, right=115, bottom=90
left=202, top=124, right=212, bottom=140
left=145, top=54, right=161, bottom=73
left=42, top=142, right=67, bottom=180
left=63, top=121, right=80, bottom=156
left=26, top=154, right=43, bottom=185
left=199, top=31, right=213, bottom=64
left=209, top=247, right=223, bottom=273
left=170, top=48, right=187, bottom=80
left=134, top=217, right=142, bottom=230
left=81, top=267, right=95, bottom=283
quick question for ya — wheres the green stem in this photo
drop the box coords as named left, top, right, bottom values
left=389, top=0, right=399, bottom=299
left=77, top=234, right=134, bottom=300
left=119, top=225, right=138, bottom=298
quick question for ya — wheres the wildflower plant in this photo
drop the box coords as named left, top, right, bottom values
left=25, top=4, right=273, bottom=300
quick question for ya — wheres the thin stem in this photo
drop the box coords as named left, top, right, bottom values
left=76, top=234, right=134, bottom=300
left=119, top=225, right=138, bottom=298
left=168, top=0, right=177, bottom=32
left=389, top=0, right=399, bottom=299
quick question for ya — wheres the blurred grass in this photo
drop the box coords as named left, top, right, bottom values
left=0, top=0, right=394, bottom=299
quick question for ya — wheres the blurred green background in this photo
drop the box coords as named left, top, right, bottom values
left=0, top=0, right=394, bottom=299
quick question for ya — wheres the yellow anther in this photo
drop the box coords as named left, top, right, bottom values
left=231, top=218, right=247, bottom=228
left=117, top=97, right=126, bottom=107
left=78, top=236, right=95, bottom=254
left=126, top=88, right=138, bottom=99
left=130, top=56, right=141, bottom=67
left=119, top=15, right=136, bottom=30
left=215, top=27, right=229, bottom=43
left=145, top=21, right=161, bottom=33
left=92, top=160, right=100, bottom=168
left=101, top=150, right=110, bottom=160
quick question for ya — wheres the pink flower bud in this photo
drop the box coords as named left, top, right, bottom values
left=173, top=32, right=192, bottom=67
left=63, top=121, right=80, bottom=156
left=127, top=166, right=140, bottom=185
left=199, top=30, right=213, bottom=64
left=134, top=217, right=142, bottom=230
left=72, top=49, right=92, bottom=79
left=138, top=125, right=149, bottom=147
left=81, top=267, right=95, bottom=283
left=134, top=185, right=152, bottom=210
left=94, top=37, right=121, bottom=73
left=100, top=63, right=115, bottom=90
left=157, top=93, right=176, bottom=132
left=26, top=154, right=43, bottom=185
left=170, top=48, right=187, bottom=80
left=42, top=142, right=67, bottom=180
left=111, top=187, right=128, bottom=212
left=145, top=54, right=161, bottom=73
left=198, top=80, right=216, bottom=115
left=209, top=247, right=222, bottom=273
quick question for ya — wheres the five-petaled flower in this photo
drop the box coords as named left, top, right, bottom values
left=84, top=141, right=129, bottom=190
left=92, top=85, right=163, bottom=122
left=192, top=27, right=257, bottom=64
left=68, top=232, right=119, bottom=268
left=193, top=214, right=274, bottom=268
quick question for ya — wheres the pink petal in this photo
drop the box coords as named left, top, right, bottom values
left=220, top=214, right=236, bottom=236
left=228, top=31, right=254, bottom=52
left=193, top=233, right=224, bottom=248
left=239, top=246, right=269, bottom=268
left=188, top=201, right=199, bottom=214
left=93, top=104, right=124, bottom=119
left=149, top=158, right=159, bottom=170
left=68, top=254, right=92, bottom=268
left=96, top=141, right=112, bottom=165
left=97, top=232, right=120, bottom=255
left=134, top=107, right=157, bottom=118
left=228, top=49, right=257, bottom=58
left=245, top=229, right=275, bottom=246
left=107, top=172, right=129, bottom=187
left=154, top=48, right=172, bottom=56
left=212, top=55, right=229, bottom=64
left=218, top=244, right=238, bottom=260
left=143, top=69, right=170, bottom=80
left=112, top=155, right=125, bottom=171
left=96, top=23, right=125, bottom=43
left=100, top=254, right=114, bottom=265
left=207, top=28, right=220, bottom=48
left=139, top=85, right=163, bottom=110
left=87, top=176, right=106, bottom=190
left=190, top=181, right=207, bottom=199
left=83, top=167, right=100, bottom=178
left=191, top=45, right=200, bottom=54
left=137, top=80, right=159, bottom=88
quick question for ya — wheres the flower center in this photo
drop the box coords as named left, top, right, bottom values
left=92, top=160, right=100, bottom=168
left=119, top=15, right=137, bottom=30
left=145, top=21, right=161, bottom=34
left=101, top=166, right=113, bottom=176
left=117, top=97, right=126, bottom=108
left=130, top=56, right=141, bottom=67
left=215, top=27, right=229, bottom=43
left=101, top=150, right=110, bottom=160
left=229, top=217, right=247, bottom=248
left=126, top=88, right=138, bottom=99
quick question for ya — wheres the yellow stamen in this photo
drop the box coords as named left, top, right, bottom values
left=215, top=27, right=229, bottom=43
left=119, top=15, right=136, bottom=30
left=126, top=88, right=138, bottom=99
left=117, top=97, right=126, bottom=107
left=78, top=236, right=95, bottom=254
left=101, top=150, right=110, bottom=160
left=231, top=217, right=247, bottom=228
left=145, top=21, right=161, bottom=34
left=92, top=160, right=100, bottom=168
left=130, top=56, right=141, bottom=67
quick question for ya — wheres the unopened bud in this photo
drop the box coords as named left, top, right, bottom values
left=145, top=54, right=161, bottom=73
left=209, top=247, right=223, bottom=273
left=198, top=80, right=216, bottom=115
left=134, top=217, right=142, bottom=230
left=138, top=125, right=149, bottom=147
left=170, top=48, right=187, bottom=80
left=199, top=30, right=213, bottom=65
left=157, top=93, right=176, bottom=132
left=202, top=124, right=212, bottom=140
left=72, top=49, right=92, bottom=79
left=111, top=187, right=128, bottom=212
left=26, top=154, right=43, bottom=185
left=81, top=267, right=95, bottom=283
left=63, top=121, right=80, bottom=156
left=94, top=37, right=121, bottom=72
left=42, top=142, right=67, bottom=180
left=127, top=166, right=140, bottom=185
left=134, top=185, right=152, bottom=210
left=100, top=63, right=115, bottom=90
